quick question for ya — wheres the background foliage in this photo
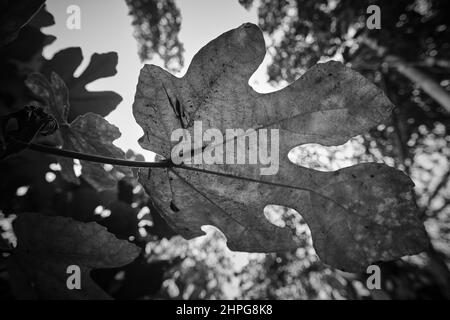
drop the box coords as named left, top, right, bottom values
left=1, top=0, right=449, bottom=299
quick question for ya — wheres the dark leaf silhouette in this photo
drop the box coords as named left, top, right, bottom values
left=0, top=105, right=56, bottom=159
left=7, top=213, right=141, bottom=299
left=91, top=258, right=177, bottom=299
left=133, top=23, right=428, bottom=272
left=0, top=0, right=45, bottom=46
left=42, top=47, right=122, bottom=122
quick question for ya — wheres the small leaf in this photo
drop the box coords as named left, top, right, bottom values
left=133, top=23, right=429, bottom=272
left=26, top=72, right=69, bottom=125
left=26, top=72, right=132, bottom=190
left=7, top=213, right=141, bottom=299
left=62, top=113, right=132, bottom=190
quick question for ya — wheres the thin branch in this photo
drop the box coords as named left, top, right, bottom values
left=361, top=36, right=450, bottom=113
left=430, top=198, right=450, bottom=217
left=16, top=141, right=396, bottom=216
left=427, top=168, right=450, bottom=208
left=25, top=142, right=172, bottom=168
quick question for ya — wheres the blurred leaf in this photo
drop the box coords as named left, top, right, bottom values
left=239, top=0, right=254, bottom=10
left=51, top=182, right=116, bottom=222
left=0, top=0, right=45, bottom=46
left=91, top=258, right=175, bottom=299
left=0, top=236, right=10, bottom=251
left=134, top=23, right=428, bottom=272
left=114, top=259, right=175, bottom=299
left=26, top=72, right=132, bottom=190
left=0, top=150, right=57, bottom=214
left=125, top=0, right=184, bottom=71
left=7, top=213, right=141, bottom=299
left=100, top=200, right=139, bottom=240
left=146, top=199, right=177, bottom=239
left=42, top=47, right=122, bottom=121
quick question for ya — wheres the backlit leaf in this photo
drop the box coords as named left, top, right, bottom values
left=133, top=23, right=428, bottom=272
left=26, top=72, right=132, bottom=190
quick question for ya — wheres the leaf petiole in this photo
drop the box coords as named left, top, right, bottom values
left=23, top=141, right=173, bottom=168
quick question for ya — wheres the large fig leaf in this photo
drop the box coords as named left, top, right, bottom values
left=26, top=72, right=132, bottom=190
left=133, top=23, right=428, bottom=272
left=42, top=47, right=122, bottom=122
left=7, top=213, right=140, bottom=299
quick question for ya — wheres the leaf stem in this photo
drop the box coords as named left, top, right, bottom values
left=18, top=142, right=351, bottom=212
left=26, top=142, right=172, bottom=168
left=24, top=142, right=343, bottom=206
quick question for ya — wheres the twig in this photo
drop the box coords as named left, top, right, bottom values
left=431, top=198, right=450, bottom=217
left=24, top=142, right=172, bottom=168
left=21, top=141, right=351, bottom=211
left=427, top=168, right=450, bottom=208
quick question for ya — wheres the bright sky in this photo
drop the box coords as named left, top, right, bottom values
left=42, top=0, right=274, bottom=159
